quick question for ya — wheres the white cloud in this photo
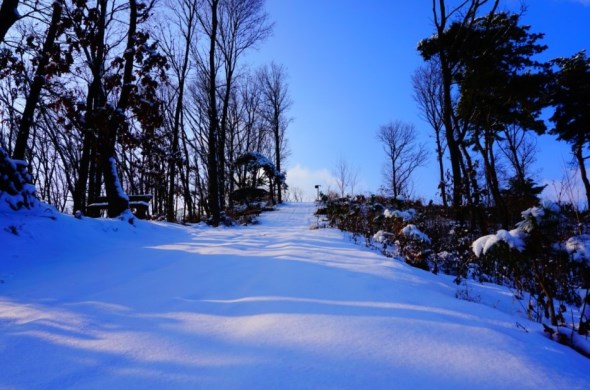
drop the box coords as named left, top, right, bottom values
left=285, top=164, right=338, bottom=201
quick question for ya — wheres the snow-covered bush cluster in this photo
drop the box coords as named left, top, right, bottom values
left=471, top=201, right=590, bottom=335
left=316, top=194, right=475, bottom=274
left=317, top=195, right=590, bottom=337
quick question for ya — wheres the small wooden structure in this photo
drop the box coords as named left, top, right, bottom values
left=86, top=194, right=152, bottom=219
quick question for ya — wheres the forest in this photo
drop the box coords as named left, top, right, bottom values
left=0, top=0, right=289, bottom=226
left=0, top=0, right=589, bottom=229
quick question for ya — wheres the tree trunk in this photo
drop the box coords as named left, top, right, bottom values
left=274, top=120, right=282, bottom=203
left=440, top=57, right=463, bottom=209
left=206, top=0, right=221, bottom=226
left=166, top=1, right=195, bottom=222
left=475, top=132, right=508, bottom=226
left=73, top=131, right=92, bottom=213
left=574, top=141, right=590, bottom=210
left=0, top=0, right=19, bottom=43
left=434, top=125, right=448, bottom=207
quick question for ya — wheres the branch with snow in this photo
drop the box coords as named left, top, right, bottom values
left=564, top=235, right=590, bottom=266
left=400, top=224, right=431, bottom=243
left=472, top=229, right=526, bottom=257
left=384, top=208, right=416, bottom=221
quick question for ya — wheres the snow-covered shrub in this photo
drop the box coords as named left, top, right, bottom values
left=0, top=146, right=37, bottom=212
left=400, top=224, right=430, bottom=243
left=563, top=235, right=590, bottom=335
left=412, top=206, right=477, bottom=278
left=398, top=224, right=432, bottom=271
left=565, top=235, right=590, bottom=267
left=472, top=229, right=526, bottom=257
left=372, top=230, right=399, bottom=258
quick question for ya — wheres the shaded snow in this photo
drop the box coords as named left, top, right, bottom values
left=0, top=203, right=589, bottom=389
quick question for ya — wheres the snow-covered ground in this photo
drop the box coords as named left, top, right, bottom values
left=1, top=202, right=588, bottom=389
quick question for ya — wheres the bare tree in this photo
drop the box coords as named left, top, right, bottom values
left=258, top=61, right=291, bottom=204
left=332, top=156, right=357, bottom=198
left=412, top=59, right=447, bottom=206
left=377, top=121, right=428, bottom=199
left=498, top=124, right=537, bottom=185
left=286, top=186, right=304, bottom=202
left=160, top=0, right=199, bottom=222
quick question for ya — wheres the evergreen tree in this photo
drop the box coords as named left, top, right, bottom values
left=549, top=51, right=590, bottom=209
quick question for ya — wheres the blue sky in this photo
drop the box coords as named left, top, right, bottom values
left=249, top=0, right=590, bottom=202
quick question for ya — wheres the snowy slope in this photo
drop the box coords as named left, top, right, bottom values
left=0, top=203, right=588, bottom=389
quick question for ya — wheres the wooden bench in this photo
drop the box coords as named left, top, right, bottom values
left=86, top=194, right=152, bottom=219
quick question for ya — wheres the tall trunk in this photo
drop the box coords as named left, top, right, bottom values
left=12, top=0, right=62, bottom=161
left=218, top=72, right=232, bottom=211
left=439, top=53, right=463, bottom=208
left=166, top=70, right=188, bottom=222
left=73, top=132, right=92, bottom=212
left=574, top=141, right=590, bottom=210
left=390, top=155, right=398, bottom=199
left=207, top=0, right=221, bottom=226
left=475, top=131, right=507, bottom=226
left=166, top=0, right=196, bottom=222
left=99, top=0, right=140, bottom=218
left=179, top=122, right=195, bottom=221
left=75, top=0, right=109, bottom=215
left=434, top=125, right=448, bottom=207
left=274, top=118, right=282, bottom=203
left=459, top=143, right=487, bottom=231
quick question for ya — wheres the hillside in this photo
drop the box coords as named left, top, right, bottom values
left=1, top=202, right=589, bottom=389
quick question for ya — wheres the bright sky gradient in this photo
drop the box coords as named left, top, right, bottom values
left=248, top=0, right=590, bottom=202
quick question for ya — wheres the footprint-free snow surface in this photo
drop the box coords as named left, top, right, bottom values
left=1, top=202, right=589, bottom=389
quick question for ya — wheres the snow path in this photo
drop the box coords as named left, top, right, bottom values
left=1, top=202, right=589, bottom=389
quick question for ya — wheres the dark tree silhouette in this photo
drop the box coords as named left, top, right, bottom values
left=550, top=51, right=590, bottom=209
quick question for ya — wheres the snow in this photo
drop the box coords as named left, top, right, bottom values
left=372, top=229, right=395, bottom=244
left=565, top=235, right=590, bottom=266
left=472, top=229, right=527, bottom=257
left=1, top=203, right=589, bottom=389
left=400, top=223, right=431, bottom=243
left=384, top=207, right=416, bottom=221
left=519, top=201, right=560, bottom=229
